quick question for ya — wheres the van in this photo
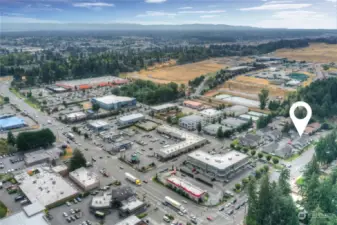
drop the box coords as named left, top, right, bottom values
left=163, top=216, right=170, bottom=223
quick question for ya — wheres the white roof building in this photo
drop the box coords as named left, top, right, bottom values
left=91, top=193, right=112, bottom=209
left=115, top=215, right=142, bottom=225
left=69, top=167, right=100, bottom=191
left=66, top=112, right=86, bottom=121
left=118, top=113, right=145, bottom=125
left=151, top=103, right=176, bottom=112
left=224, top=105, right=249, bottom=116
left=199, top=109, right=222, bottom=122
left=93, top=95, right=134, bottom=105
left=14, top=167, right=78, bottom=208
left=166, top=176, right=206, bottom=198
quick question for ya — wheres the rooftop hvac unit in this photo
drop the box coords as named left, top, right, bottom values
left=228, top=157, right=232, bottom=160
left=52, top=181, right=56, bottom=185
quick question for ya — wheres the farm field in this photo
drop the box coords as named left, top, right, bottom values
left=123, top=57, right=249, bottom=84
left=274, top=43, right=337, bottom=63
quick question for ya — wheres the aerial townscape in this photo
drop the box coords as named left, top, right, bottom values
left=0, top=1, right=337, bottom=225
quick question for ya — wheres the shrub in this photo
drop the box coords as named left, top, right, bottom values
left=137, top=213, right=148, bottom=219
left=242, top=178, right=249, bottom=185
left=235, top=183, right=241, bottom=190
left=264, top=165, right=269, bottom=172
left=257, top=152, right=264, bottom=159
left=266, top=155, right=272, bottom=161
left=250, top=150, right=256, bottom=156
left=243, top=147, right=249, bottom=153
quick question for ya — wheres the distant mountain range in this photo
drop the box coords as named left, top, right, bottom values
left=1, top=23, right=258, bottom=32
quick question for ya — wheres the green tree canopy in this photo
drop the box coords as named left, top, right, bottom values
left=69, top=149, right=87, bottom=171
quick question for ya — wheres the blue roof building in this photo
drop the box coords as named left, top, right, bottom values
left=0, top=116, right=26, bottom=130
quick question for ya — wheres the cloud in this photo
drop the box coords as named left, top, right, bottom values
left=23, top=3, right=63, bottom=12
left=200, top=15, right=219, bottom=18
left=256, top=10, right=335, bottom=29
left=178, top=7, right=193, bottom=10
left=72, top=2, right=114, bottom=8
left=178, top=10, right=226, bottom=14
left=136, top=11, right=176, bottom=17
left=240, top=3, right=311, bottom=11
left=1, top=15, right=61, bottom=23
left=145, top=0, right=166, bottom=3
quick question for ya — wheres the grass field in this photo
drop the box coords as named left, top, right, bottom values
left=123, top=58, right=231, bottom=84
left=274, top=43, right=337, bottom=63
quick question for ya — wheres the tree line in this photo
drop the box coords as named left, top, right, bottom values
left=15, top=128, right=56, bottom=151
left=111, top=79, right=184, bottom=105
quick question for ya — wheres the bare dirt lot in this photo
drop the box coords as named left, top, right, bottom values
left=274, top=43, right=337, bottom=63
left=123, top=57, right=251, bottom=84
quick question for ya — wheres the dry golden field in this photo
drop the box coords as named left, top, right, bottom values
left=274, top=43, right=337, bottom=63
left=122, top=57, right=245, bottom=84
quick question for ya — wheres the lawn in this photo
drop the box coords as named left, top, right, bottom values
left=0, top=139, right=9, bottom=155
left=0, top=201, right=8, bottom=218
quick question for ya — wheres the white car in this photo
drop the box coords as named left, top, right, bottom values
left=63, top=212, right=68, bottom=217
left=178, top=211, right=184, bottom=216
left=182, top=200, right=187, bottom=204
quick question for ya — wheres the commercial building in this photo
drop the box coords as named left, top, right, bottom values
left=199, top=109, right=222, bottom=123
left=92, top=95, right=136, bottom=111
left=118, top=113, right=145, bottom=126
left=186, top=150, right=249, bottom=181
left=46, top=86, right=69, bottom=93
left=14, top=167, right=79, bottom=208
left=0, top=202, right=48, bottom=225
left=183, top=100, right=203, bottom=109
left=115, top=215, right=146, bottom=225
left=119, top=197, right=146, bottom=217
left=239, top=114, right=259, bottom=122
left=69, top=167, right=100, bottom=191
left=52, top=164, right=68, bottom=176
left=179, top=115, right=205, bottom=130
left=0, top=116, right=26, bottom=130
left=65, top=112, right=87, bottom=122
left=239, top=133, right=263, bottom=148
left=224, top=66, right=254, bottom=75
left=156, top=125, right=208, bottom=160
left=24, top=148, right=62, bottom=166
left=110, top=140, right=132, bottom=153
left=87, top=120, right=110, bottom=132
left=223, top=105, right=249, bottom=116
left=166, top=176, right=206, bottom=202
left=151, top=103, right=177, bottom=113
left=203, top=124, right=231, bottom=136
left=90, top=193, right=112, bottom=210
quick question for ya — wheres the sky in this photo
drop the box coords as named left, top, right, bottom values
left=1, top=0, right=337, bottom=29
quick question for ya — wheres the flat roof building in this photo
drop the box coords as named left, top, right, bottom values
left=69, top=167, right=100, bottom=191
left=239, top=114, right=259, bottom=122
left=199, top=109, right=222, bottom=122
left=166, top=176, right=206, bottom=201
left=221, top=117, right=247, bottom=129
left=151, top=103, right=176, bottom=113
left=65, top=112, right=87, bottom=122
left=56, top=76, right=128, bottom=90
left=14, top=167, right=79, bottom=208
left=118, top=113, right=145, bottom=126
left=224, top=105, right=249, bottom=116
left=24, top=148, right=62, bottom=167
left=111, top=186, right=135, bottom=204
left=52, top=164, right=68, bottom=176
left=156, top=125, right=208, bottom=160
left=91, top=95, right=136, bottom=110
left=0, top=211, right=49, bottom=225
left=88, top=120, right=109, bottom=132
left=183, top=100, right=203, bottom=109
left=186, top=150, right=249, bottom=181
left=120, top=198, right=146, bottom=217
left=179, top=115, right=205, bottom=131
left=203, top=124, right=231, bottom=136
left=0, top=116, right=26, bottom=130
left=115, top=215, right=146, bottom=225
left=90, top=193, right=112, bottom=210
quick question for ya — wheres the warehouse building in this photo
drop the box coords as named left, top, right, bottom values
left=65, top=111, right=87, bottom=122
left=183, top=100, right=203, bottom=109
left=118, top=113, right=145, bottom=126
left=179, top=115, right=205, bottom=130
left=69, top=167, right=100, bottom=191
left=239, top=114, right=259, bottom=122
left=186, top=150, right=249, bottom=181
left=115, top=215, right=146, bottom=225
left=199, top=109, right=222, bottom=123
left=56, top=76, right=128, bottom=90
left=46, top=86, right=69, bottom=93
left=87, top=120, right=110, bottom=132
left=224, top=105, right=249, bottom=116
left=14, top=167, right=79, bottom=208
left=91, top=95, right=136, bottom=110
left=156, top=125, right=208, bottom=160
left=0, top=116, right=26, bottom=130
left=166, top=176, right=207, bottom=202
left=151, top=103, right=177, bottom=113
left=111, top=186, right=136, bottom=206
left=24, top=148, right=62, bottom=166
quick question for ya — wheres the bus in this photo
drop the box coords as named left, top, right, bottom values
left=94, top=211, right=105, bottom=218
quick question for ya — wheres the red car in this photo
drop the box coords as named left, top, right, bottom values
left=207, top=216, right=213, bottom=221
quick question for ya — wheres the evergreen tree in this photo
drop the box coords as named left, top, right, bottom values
left=197, top=122, right=202, bottom=133
left=7, top=131, right=16, bottom=146
left=258, top=88, right=269, bottom=110
left=246, top=178, right=258, bottom=225
left=278, top=168, right=291, bottom=195
left=257, top=175, right=273, bottom=225
left=69, top=149, right=87, bottom=171
left=217, top=126, right=223, bottom=138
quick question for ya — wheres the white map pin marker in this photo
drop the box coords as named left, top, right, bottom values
left=289, top=101, right=312, bottom=137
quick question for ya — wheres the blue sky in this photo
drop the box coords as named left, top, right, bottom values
left=1, top=0, right=336, bottom=29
